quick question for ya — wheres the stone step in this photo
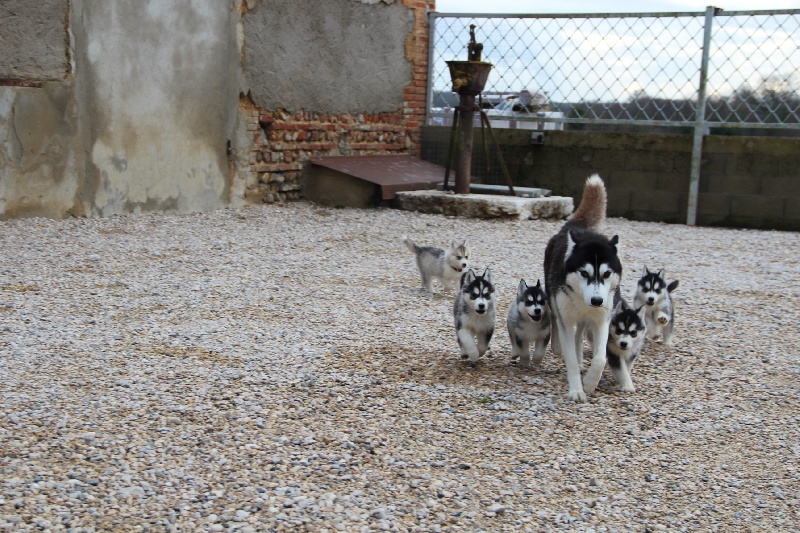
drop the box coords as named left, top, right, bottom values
left=437, top=183, right=551, bottom=198
left=394, top=190, right=573, bottom=220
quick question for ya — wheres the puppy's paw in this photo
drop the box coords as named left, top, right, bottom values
left=567, top=390, right=588, bottom=403
left=620, top=384, right=636, bottom=393
left=657, top=314, right=669, bottom=325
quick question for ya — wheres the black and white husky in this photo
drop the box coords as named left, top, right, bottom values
left=453, top=268, right=496, bottom=363
left=403, top=236, right=469, bottom=294
left=543, top=174, right=622, bottom=402
left=634, top=266, right=679, bottom=345
left=506, top=279, right=551, bottom=368
left=607, top=297, right=647, bottom=392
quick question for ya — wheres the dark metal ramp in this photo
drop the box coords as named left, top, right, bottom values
left=309, top=155, right=444, bottom=202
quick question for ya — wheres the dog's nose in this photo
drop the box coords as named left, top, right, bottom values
left=533, top=308, right=542, bottom=316
left=647, top=297, right=655, bottom=305
left=477, top=303, right=485, bottom=310
left=590, top=297, right=603, bottom=307
left=620, top=341, right=628, bottom=349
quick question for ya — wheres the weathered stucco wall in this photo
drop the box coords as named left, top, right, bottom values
left=243, top=0, right=412, bottom=114
left=71, top=0, right=240, bottom=217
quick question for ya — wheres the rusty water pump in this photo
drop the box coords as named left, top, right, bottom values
left=444, top=25, right=514, bottom=196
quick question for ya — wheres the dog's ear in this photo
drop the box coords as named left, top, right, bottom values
left=565, top=231, right=578, bottom=261
left=642, top=265, right=649, bottom=277
left=658, top=268, right=666, bottom=281
left=608, top=235, right=619, bottom=249
left=461, top=269, right=475, bottom=288
left=482, top=268, right=492, bottom=284
left=450, top=239, right=458, bottom=250
left=613, top=299, right=623, bottom=315
left=517, top=279, right=528, bottom=297
left=667, top=279, right=679, bottom=293
left=636, top=304, right=646, bottom=320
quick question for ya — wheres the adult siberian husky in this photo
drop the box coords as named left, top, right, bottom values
left=543, top=175, right=622, bottom=402
left=506, top=279, right=551, bottom=369
left=453, top=268, right=496, bottom=363
left=403, top=237, right=469, bottom=295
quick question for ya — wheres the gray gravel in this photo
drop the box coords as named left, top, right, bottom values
left=1, top=202, right=799, bottom=532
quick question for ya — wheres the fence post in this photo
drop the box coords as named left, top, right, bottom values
left=687, top=6, right=717, bottom=226
left=425, top=12, right=437, bottom=127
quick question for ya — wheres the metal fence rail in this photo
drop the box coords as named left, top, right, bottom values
left=426, top=7, right=800, bottom=224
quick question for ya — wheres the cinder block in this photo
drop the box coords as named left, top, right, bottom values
left=729, top=195, right=785, bottom=219
left=611, top=170, right=658, bottom=190
left=697, top=193, right=730, bottom=216
left=706, top=173, right=760, bottom=195
left=761, top=176, right=800, bottom=198
left=630, top=189, right=681, bottom=214
left=625, top=150, right=674, bottom=172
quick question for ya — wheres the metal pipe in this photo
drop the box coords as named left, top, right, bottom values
left=687, top=6, right=717, bottom=226
left=454, top=95, right=476, bottom=194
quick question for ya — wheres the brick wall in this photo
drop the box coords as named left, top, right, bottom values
left=421, top=127, right=800, bottom=231
left=241, top=0, right=434, bottom=204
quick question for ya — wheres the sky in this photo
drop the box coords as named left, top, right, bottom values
left=434, top=1, right=800, bottom=13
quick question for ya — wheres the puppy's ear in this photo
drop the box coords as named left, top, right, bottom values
left=482, top=268, right=492, bottom=284
left=461, top=269, right=476, bottom=288
left=613, top=299, right=623, bottom=315
left=667, top=280, right=679, bottom=293
left=658, top=268, right=666, bottom=280
left=636, top=305, right=646, bottom=320
left=517, top=279, right=528, bottom=297
left=608, top=235, right=619, bottom=249
left=642, top=265, right=649, bottom=277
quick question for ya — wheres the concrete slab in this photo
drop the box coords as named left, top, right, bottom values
left=394, top=190, right=573, bottom=220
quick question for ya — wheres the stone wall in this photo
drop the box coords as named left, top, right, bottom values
left=421, top=127, right=800, bottom=231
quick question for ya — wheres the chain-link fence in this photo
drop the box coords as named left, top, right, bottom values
left=426, top=7, right=800, bottom=223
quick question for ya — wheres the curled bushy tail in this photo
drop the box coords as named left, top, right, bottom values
left=403, top=236, right=417, bottom=253
left=570, top=174, right=607, bottom=231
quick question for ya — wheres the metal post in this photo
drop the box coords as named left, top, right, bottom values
left=687, top=6, right=717, bottom=226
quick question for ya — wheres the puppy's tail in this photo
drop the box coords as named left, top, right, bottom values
left=403, top=236, right=417, bottom=253
left=570, top=174, right=607, bottom=231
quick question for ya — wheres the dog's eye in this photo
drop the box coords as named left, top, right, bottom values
left=580, top=271, right=590, bottom=279
left=603, top=271, right=611, bottom=279
left=456, top=255, right=462, bottom=260
left=630, top=331, right=638, bottom=338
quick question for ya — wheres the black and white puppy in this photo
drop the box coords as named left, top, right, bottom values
left=453, top=268, right=496, bottom=363
left=506, top=279, right=550, bottom=368
left=607, top=297, right=647, bottom=392
left=633, top=266, right=679, bottom=345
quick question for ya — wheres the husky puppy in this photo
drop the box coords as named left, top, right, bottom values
left=403, top=236, right=469, bottom=294
left=634, top=266, right=679, bottom=345
left=607, top=297, right=647, bottom=392
left=543, top=174, right=622, bottom=402
left=453, top=268, right=496, bottom=363
left=506, top=279, right=551, bottom=368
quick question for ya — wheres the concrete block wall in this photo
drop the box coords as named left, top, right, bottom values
left=421, top=127, right=800, bottom=231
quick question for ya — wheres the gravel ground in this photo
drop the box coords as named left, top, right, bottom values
left=1, top=201, right=799, bottom=533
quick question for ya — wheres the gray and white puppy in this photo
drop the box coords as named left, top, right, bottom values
left=506, top=278, right=550, bottom=368
left=403, top=236, right=469, bottom=294
left=607, top=297, right=647, bottom=392
left=454, top=268, right=496, bottom=363
left=633, top=266, right=679, bottom=345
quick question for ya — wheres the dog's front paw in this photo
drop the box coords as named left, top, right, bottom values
left=657, top=314, right=669, bottom=325
left=620, top=384, right=636, bottom=393
left=567, top=390, right=588, bottom=403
